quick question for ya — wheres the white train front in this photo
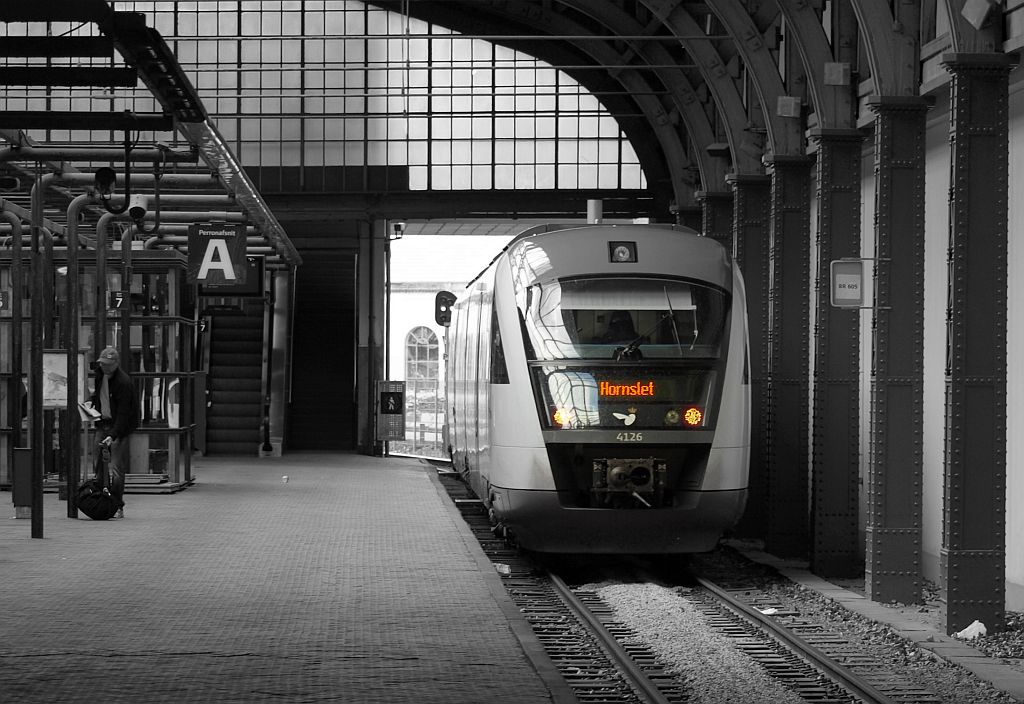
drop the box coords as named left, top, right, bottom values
left=440, top=223, right=750, bottom=553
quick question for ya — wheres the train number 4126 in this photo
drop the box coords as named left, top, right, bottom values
left=616, top=432, right=644, bottom=442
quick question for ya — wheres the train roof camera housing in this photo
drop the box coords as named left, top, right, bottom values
left=128, top=194, right=148, bottom=222
left=93, top=167, right=116, bottom=197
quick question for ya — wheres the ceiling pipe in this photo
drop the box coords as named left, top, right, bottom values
left=144, top=235, right=274, bottom=249
left=51, top=171, right=223, bottom=190
left=133, top=210, right=248, bottom=222
left=1, top=196, right=66, bottom=237
left=95, top=194, right=240, bottom=247
left=0, top=208, right=22, bottom=243
left=64, top=193, right=96, bottom=251
left=142, top=233, right=269, bottom=246
left=28, top=173, right=63, bottom=244
left=0, top=145, right=198, bottom=164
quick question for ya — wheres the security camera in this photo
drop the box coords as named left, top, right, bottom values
left=128, top=194, right=148, bottom=221
left=94, top=167, right=116, bottom=197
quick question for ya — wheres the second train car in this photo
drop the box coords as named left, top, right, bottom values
left=440, top=223, right=750, bottom=553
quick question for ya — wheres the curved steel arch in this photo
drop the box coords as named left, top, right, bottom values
left=369, top=0, right=682, bottom=211
left=774, top=0, right=849, bottom=128
left=706, top=0, right=801, bottom=158
left=457, top=0, right=699, bottom=206
left=850, top=0, right=920, bottom=97
left=942, top=0, right=1004, bottom=53
left=640, top=0, right=761, bottom=181
left=553, top=0, right=726, bottom=191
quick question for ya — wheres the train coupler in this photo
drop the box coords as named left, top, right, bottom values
left=590, top=458, right=668, bottom=508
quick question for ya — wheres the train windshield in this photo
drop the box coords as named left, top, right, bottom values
left=517, top=277, right=728, bottom=361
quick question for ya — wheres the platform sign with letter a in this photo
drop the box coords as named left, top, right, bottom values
left=376, top=381, right=406, bottom=442
left=187, top=223, right=247, bottom=286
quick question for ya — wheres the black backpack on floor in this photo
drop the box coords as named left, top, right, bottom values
left=76, top=477, right=120, bottom=521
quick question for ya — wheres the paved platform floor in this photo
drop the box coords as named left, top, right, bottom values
left=0, top=453, right=567, bottom=704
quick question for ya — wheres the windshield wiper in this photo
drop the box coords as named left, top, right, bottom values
left=614, top=313, right=669, bottom=361
left=664, top=287, right=686, bottom=355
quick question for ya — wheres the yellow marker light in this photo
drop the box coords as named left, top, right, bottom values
left=552, top=407, right=571, bottom=427
left=683, top=406, right=703, bottom=426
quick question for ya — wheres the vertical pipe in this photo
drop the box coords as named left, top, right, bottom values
left=587, top=199, right=603, bottom=224
left=121, top=230, right=133, bottom=368
left=96, top=215, right=110, bottom=353
left=29, top=166, right=45, bottom=537
left=64, top=194, right=94, bottom=518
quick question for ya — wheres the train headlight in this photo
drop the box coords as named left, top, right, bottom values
left=552, top=406, right=571, bottom=427
left=608, top=241, right=637, bottom=263
left=683, top=406, right=703, bottom=426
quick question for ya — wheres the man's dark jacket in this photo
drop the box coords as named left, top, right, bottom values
left=90, top=367, right=140, bottom=440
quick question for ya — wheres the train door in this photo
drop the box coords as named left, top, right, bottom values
left=451, top=299, right=469, bottom=472
left=464, top=290, right=483, bottom=471
left=474, top=284, right=493, bottom=473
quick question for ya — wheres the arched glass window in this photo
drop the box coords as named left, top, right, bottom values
left=403, top=326, right=443, bottom=457
left=8, top=4, right=646, bottom=193
left=406, top=326, right=439, bottom=382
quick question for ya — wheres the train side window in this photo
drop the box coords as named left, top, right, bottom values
left=490, top=305, right=509, bottom=384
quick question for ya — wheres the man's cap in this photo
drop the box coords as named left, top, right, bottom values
left=98, top=346, right=119, bottom=363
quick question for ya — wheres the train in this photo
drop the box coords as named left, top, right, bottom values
left=437, top=223, right=750, bottom=553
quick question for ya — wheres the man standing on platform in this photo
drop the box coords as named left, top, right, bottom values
left=91, top=346, right=139, bottom=519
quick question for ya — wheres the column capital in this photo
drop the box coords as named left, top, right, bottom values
left=724, top=172, right=771, bottom=188
left=940, top=52, right=1018, bottom=74
left=694, top=189, right=732, bottom=202
left=866, top=95, right=934, bottom=115
left=807, top=127, right=866, bottom=144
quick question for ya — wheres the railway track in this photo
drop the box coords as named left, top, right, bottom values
left=446, top=481, right=683, bottom=702
left=437, top=468, right=944, bottom=704
left=681, top=571, right=943, bottom=704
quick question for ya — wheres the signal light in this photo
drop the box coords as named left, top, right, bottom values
left=683, top=406, right=703, bottom=427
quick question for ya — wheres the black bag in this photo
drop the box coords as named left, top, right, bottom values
left=77, top=478, right=120, bottom=521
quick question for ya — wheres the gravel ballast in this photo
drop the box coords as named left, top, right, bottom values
left=584, top=581, right=808, bottom=703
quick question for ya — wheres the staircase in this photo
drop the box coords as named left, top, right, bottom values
left=205, top=304, right=264, bottom=455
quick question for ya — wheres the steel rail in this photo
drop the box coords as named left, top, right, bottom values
left=695, top=575, right=898, bottom=704
left=547, top=571, right=676, bottom=704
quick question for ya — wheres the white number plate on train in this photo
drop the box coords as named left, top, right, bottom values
left=616, top=432, right=644, bottom=442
